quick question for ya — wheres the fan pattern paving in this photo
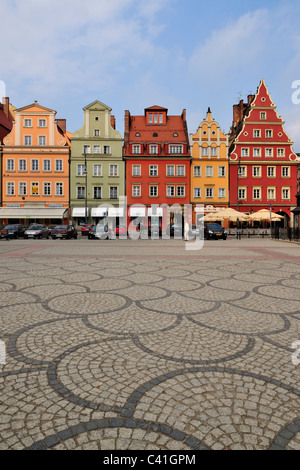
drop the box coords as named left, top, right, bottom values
left=0, top=253, right=300, bottom=450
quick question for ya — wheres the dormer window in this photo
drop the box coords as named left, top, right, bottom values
left=169, top=144, right=183, bottom=154
left=150, top=145, right=158, bottom=155
left=133, top=144, right=141, bottom=154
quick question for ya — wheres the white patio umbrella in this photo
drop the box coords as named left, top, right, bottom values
left=249, top=209, right=284, bottom=222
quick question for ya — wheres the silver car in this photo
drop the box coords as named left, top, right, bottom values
left=24, top=225, right=49, bottom=239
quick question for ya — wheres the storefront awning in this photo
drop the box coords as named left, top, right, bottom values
left=148, top=207, right=164, bottom=217
left=108, top=208, right=124, bottom=217
left=72, top=208, right=89, bottom=217
left=129, top=207, right=146, bottom=217
left=91, top=207, right=107, bottom=217
left=0, top=207, right=68, bottom=219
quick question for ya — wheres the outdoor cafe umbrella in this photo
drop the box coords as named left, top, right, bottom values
left=205, top=208, right=250, bottom=222
left=249, top=209, right=284, bottom=222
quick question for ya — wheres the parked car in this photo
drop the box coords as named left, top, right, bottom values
left=115, top=225, right=127, bottom=237
left=24, top=224, right=49, bottom=239
left=47, top=225, right=56, bottom=238
left=3, top=224, right=26, bottom=239
left=204, top=223, right=227, bottom=240
left=166, top=223, right=184, bottom=238
left=81, top=224, right=94, bottom=236
left=51, top=225, right=77, bottom=239
left=0, top=225, right=9, bottom=239
left=88, top=225, right=111, bottom=240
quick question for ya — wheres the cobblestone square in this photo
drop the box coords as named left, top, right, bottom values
left=0, top=237, right=299, bottom=450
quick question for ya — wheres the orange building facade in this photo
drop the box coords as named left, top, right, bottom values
left=0, top=101, right=71, bottom=225
left=190, top=108, right=229, bottom=224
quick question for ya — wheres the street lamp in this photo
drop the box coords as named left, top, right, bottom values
left=83, top=153, right=88, bottom=224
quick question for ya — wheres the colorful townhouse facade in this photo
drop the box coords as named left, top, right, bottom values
left=229, top=79, right=298, bottom=227
left=123, top=105, right=191, bottom=231
left=70, top=100, right=124, bottom=227
left=0, top=101, right=71, bottom=225
left=0, top=97, right=14, bottom=206
left=190, top=108, right=229, bottom=224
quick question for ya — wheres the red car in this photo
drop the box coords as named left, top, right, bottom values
left=115, top=225, right=127, bottom=237
left=81, top=224, right=94, bottom=236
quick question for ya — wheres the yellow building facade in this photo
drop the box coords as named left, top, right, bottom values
left=190, top=108, right=229, bottom=223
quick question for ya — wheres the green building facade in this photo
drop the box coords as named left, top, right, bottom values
left=70, top=100, right=125, bottom=227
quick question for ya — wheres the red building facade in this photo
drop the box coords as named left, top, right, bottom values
left=229, top=80, right=298, bottom=226
left=123, top=106, right=191, bottom=231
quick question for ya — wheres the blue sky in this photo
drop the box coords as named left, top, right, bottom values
left=1, top=0, right=300, bottom=148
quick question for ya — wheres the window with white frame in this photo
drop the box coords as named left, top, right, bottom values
left=24, top=135, right=32, bottom=146
left=55, top=160, right=63, bottom=171
left=19, top=182, right=27, bottom=195
left=24, top=119, right=32, bottom=127
left=110, top=186, right=118, bottom=199
left=43, top=182, right=51, bottom=196
left=132, top=185, right=141, bottom=197
left=218, top=188, right=226, bottom=199
left=193, top=166, right=201, bottom=177
left=238, top=166, right=247, bottom=177
left=94, top=129, right=100, bottom=137
left=193, top=187, right=201, bottom=198
left=253, top=166, right=261, bottom=177
left=218, top=166, right=226, bottom=177
left=7, top=182, right=14, bottom=195
left=241, top=148, right=249, bottom=157
left=169, top=145, right=183, bottom=154
left=19, top=159, right=26, bottom=171
left=177, top=165, right=185, bottom=176
left=205, top=165, right=213, bottom=177
left=31, top=159, right=39, bottom=171
left=177, top=186, right=185, bottom=197
left=39, top=135, right=46, bottom=146
left=7, top=159, right=14, bottom=171
left=267, top=188, right=276, bottom=200
left=83, top=145, right=91, bottom=154
left=77, top=187, right=85, bottom=199
left=267, top=166, right=276, bottom=177
left=260, top=112, right=266, bottom=120
left=277, top=148, right=285, bottom=157
left=103, top=145, right=110, bottom=154
left=253, top=130, right=261, bottom=138
left=93, top=145, right=100, bottom=154
left=167, top=186, right=175, bottom=197
left=93, top=187, right=102, bottom=199
left=282, top=167, right=290, bottom=177
left=282, top=188, right=290, bottom=199
left=109, top=164, right=118, bottom=177
left=133, top=145, right=141, bottom=154
left=266, top=130, right=273, bottom=138
left=253, top=188, right=261, bottom=199
left=211, top=147, right=217, bottom=157
left=149, top=165, right=158, bottom=176
left=166, top=165, right=175, bottom=176
left=31, top=182, right=39, bottom=195
left=77, top=164, right=86, bottom=176
left=93, top=164, right=102, bottom=176
left=149, top=145, right=158, bottom=154
left=55, top=183, right=63, bottom=196
left=132, top=165, right=141, bottom=176
left=38, top=119, right=46, bottom=127
left=253, top=148, right=261, bottom=157
left=265, top=148, right=273, bottom=157
left=205, top=187, right=213, bottom=198
left=238, top=188, right=246, bottom=199
left=149, top=186, right=158, bottom=197
left=43, top=159, right=51, bottom=171
left=202, top=147, right=208, bottom=157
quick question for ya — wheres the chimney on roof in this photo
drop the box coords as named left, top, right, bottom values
left=111, top=115, right=116, bottom=130
left=2, top=97, right=9, bottom=120
left=233, top=99, right=244, bottom=124
left=124, top=110, right=130, bottom=145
